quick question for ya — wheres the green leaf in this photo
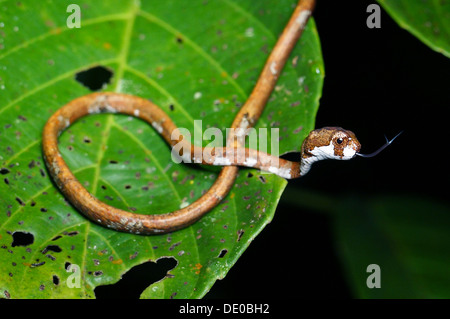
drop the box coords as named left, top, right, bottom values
left=0, top=0, right=323, bottom=298
left=333, top=195, right=450, bottom=298
left=378, top=0, right=450, bottom=57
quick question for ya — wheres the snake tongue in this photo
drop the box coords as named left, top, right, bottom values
left=356, top=131, right=403, bottom=158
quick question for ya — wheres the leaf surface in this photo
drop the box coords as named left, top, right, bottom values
left=0, top=0, right=323, bottom=298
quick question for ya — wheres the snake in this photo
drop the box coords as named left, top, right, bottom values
left=42, top=0, right=396, bottom=235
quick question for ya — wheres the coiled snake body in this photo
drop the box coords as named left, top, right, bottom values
left=42, top=0, right=389, bottom=235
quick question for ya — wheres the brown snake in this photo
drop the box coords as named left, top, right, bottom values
left=42, top=0, right=390, bottom=235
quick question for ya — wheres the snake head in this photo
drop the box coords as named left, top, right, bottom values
left=299, top=127, right=361, bottom=175
left=302, top=127, right=361, bottom=160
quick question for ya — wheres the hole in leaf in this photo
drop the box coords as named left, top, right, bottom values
left=95, top=257, right=177, bottom=299
left=28, top=160, right=36, bottom=169
left=66, top=231, right=79, bottom=236
left=75, top=66, right=113, bottom=91
left=31, top=261, right=45, bottom=268
left=41, top=245, right=62, bottom=254
left=83, top=136, right=92, bottom=143
left=237, top=229, right=245, bottom=242
left=15, top=197, right=25, bottom=206
left=93, top=270, right=103, bottom=277
left=0, top=167, right=10, bottom=175
left=52, top=275, right=60, bottom=285
left=218, top=249, right=228, bottom=258
left=11, top=231, right=34, bottom=247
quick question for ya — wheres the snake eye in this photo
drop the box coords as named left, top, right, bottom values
left=336, top=138, right=343, bottom=144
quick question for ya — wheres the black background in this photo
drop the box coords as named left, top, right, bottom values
left=94, top=0, right=449, bottom=299
left=205, top=0, right=450, bottom=298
